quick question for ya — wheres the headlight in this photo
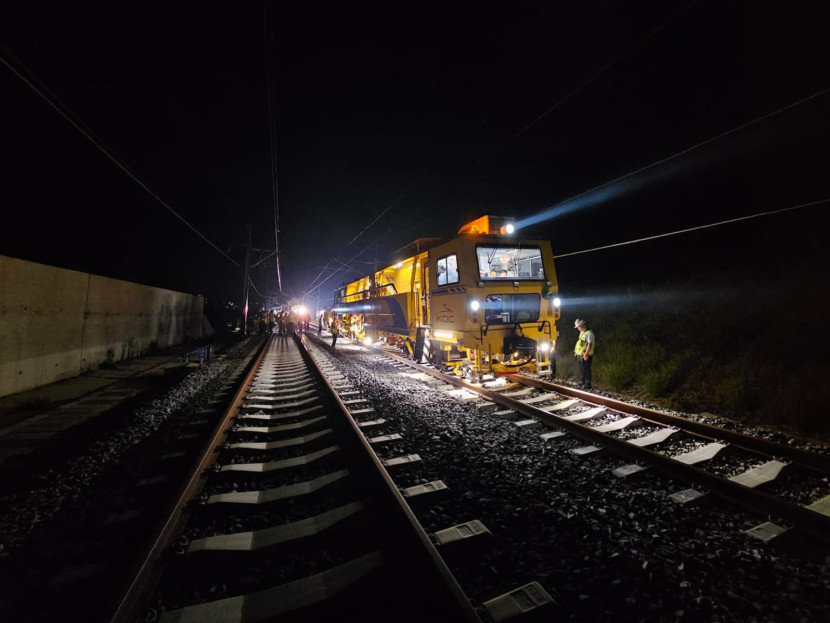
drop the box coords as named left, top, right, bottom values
left=470, top=299, right=481, bottom=311
left=539, top=342, right=551, bottom=353
left=553, top=297, right=561, bottom=307
left=363, top=337, right=373, bottom=346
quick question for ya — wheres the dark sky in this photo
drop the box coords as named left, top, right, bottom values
left=2, top=0, right=829, bottom=309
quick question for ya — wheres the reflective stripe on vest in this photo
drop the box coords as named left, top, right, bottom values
left=574, top=330, right=595, bottom=356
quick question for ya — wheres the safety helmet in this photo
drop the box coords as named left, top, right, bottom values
left=574, top=319, right=586, bottom=328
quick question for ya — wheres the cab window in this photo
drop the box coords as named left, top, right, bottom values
left=436, top=254, right=459, bottom=286
left=484, top=293, right=541, bottom=325
left=477, top=246, right=544, bottom=280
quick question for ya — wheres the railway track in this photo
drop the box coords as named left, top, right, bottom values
left=113, top=334, right=479, bottom=623
left=186, top=329, right=830, bottom=621
left=0, top=337, right=266, bottom=623
left=6, top=329, right=829, bottom=621
left=368, top=341, right=830, bottom=548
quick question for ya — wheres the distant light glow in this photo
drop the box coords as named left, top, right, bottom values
left=393, top=262, right=403, bottom=269
left=297, top=305, right=307, bottom=315
left=363, top=337, right=373, bottom=346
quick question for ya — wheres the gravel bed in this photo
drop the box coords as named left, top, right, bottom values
left=585, top=412, right=625, bottom=428
left=203, top=464, right=341, bottom=494
left=703, top=453, right=768, bottom=479
left=0, top=337, right=259, bottom=551
left=188, top=488, right=358, bottom=539
left=651, top=434, right=712, bottom=458
left=306, top=337, right=830, bottom=622
left=154, top=540, right=380, bottom=612
left=611, top=424, right=666, bottom=441
left=225, top=425, right=329, bottom=443
left=0, top=336, right=265, bottom=621
left=218, top=444, right=328, bottom=463
left=763, top=466, right=830, bottom=507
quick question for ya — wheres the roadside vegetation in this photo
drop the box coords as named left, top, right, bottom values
left=554, top=270, right=830, bottom=440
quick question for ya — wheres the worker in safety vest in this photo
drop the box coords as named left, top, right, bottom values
left=573, top=319, right=595, bottom=390
left=330, top=316, right=341, bottom=348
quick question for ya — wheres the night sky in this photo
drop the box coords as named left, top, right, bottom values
left=2, top=1, right=829, bottom=310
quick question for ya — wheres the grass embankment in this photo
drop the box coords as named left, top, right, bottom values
left=554, top=274, right=830, bottom=440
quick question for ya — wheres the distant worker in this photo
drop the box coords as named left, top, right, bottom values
left=499, top=270, right=508, bottom=278
left=287, top=310, right=297, bottom=335
left=573, top=319, right=595, bottom=390
left=330, top=316, right=341, bottom=348
left=318, top=312, right=323, bottom=335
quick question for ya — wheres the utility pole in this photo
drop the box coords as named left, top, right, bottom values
left=242, top=225, right=252, bottom=334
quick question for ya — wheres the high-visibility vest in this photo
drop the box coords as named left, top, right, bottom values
left=331, top=319, right=340, bottom=334
left=574, top=330, right=595, bottom=356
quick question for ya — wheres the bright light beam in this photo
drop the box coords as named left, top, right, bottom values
left=514, top=85, right=830, bottom=232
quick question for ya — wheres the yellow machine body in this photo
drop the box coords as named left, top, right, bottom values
left=333, top=216, right=560, bottom=378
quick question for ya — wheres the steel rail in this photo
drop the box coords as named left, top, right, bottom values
left=515, top=376, right=830, bottom=474
left=297, top=334, right=482, bottom=622
left=375, top=348, right=830, bottom=544
left=109, top=336, right=272, bottom=623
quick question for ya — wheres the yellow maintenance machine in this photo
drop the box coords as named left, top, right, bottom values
left=333, top=215, right=561, bottom=379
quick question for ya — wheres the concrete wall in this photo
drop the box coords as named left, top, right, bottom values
left=0, top=255, right=212, bottom=398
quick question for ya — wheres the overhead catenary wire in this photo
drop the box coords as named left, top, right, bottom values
left=250, top=249, right=277, bottom=269
left=304, top=243, right=379, bottom=300
left=343, top=186, right=413, bottom=248
left=525, top=84, right=830, bottom=228
left=0, top=45, right=240, bottom=268
left=248, top=276, right=266, bottom=298
left=554, top=198, right=829, bottom=259
left=303, top=253, right=369, bottom=298
left=505, top=0, right=701, bottom=148
left=303, top=243, right=377, bottom=294
left=263, top=1, right=282, bottom=291
left=294, top=2, right=701, bottom=281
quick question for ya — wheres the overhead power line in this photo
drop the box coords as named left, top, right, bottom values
left=344, top=186, right=414, bottom=248
left=505, top=0, right=701, bottom=147
left=304, top=243, right=378, bottom=299
left=518, top=82, right=830, bottom=230
left=582, top=87, right=830, bottom=205
left=262, top=1, right=282, bottom=291
left=305, top=3, right=700, bottom=276
left=0, top=45, right=239, bottom=267
left=554, top=198, right=829, bottom=259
